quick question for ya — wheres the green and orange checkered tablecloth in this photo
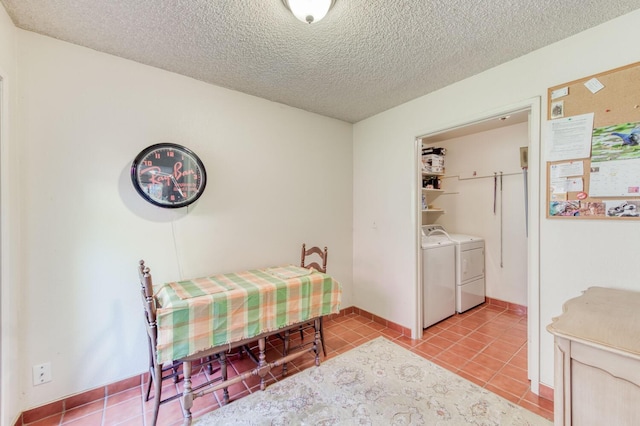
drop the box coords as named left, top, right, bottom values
left=154, top=265, right=342, bottom=364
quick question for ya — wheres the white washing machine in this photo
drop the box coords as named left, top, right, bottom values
left=423, top=225, right=486, bottom=313
left=421, top=228, right=456, bottom=328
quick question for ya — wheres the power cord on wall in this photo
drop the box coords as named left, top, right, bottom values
left=171, top=207, right=185, bottom=280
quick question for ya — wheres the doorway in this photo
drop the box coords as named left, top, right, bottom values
left=414, top=97, right=541, bottom=394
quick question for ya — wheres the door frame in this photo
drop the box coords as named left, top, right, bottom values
left=413, top=97, right=542, bottom=394
left=0, top=73, right=4, bottom=422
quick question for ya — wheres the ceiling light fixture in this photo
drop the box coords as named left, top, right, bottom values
left=282, top=0, right=336, bottom=24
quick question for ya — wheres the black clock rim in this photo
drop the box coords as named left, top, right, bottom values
left=130, top=143, right=207, bottom=209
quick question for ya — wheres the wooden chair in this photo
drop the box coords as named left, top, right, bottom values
left=138, top=261, right=181, bottom=404
left=301, top=244, right=328, bottom=274
left=298, top=244, right=328, bottom=356
left=138, top=260, right=227, bottom=426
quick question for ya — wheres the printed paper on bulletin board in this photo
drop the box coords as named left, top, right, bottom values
left=546, top=62, right=640, bottom=220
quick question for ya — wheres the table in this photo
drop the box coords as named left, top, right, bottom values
left=547, top=287, right=640, bottom=426
left=154, top=264, right=342, bottom=422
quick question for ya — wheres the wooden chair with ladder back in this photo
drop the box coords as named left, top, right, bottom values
left=137, top=260, right=228, bottom=426
left=295, top=244, right=328, bottom=357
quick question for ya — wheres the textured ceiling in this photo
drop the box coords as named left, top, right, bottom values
left=2, top=0, right=639, bottom=123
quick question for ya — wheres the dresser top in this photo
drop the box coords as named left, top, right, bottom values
left=547, top=286, right=640, bottom=356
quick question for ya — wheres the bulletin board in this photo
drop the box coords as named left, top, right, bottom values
left=546, top=61, right=640, bottom=219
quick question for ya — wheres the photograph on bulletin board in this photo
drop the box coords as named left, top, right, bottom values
left=590, top=122, right=640, bottom=197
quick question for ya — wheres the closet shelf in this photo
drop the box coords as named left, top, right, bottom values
left=421, top=188, right=458, bottom=195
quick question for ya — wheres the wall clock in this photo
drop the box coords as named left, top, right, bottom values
left=131, top=143, right=207, bottom=208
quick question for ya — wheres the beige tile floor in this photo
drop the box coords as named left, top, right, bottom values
left=23, top=303, right=553, bottom=425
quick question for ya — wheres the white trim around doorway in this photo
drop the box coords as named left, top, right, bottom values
left=412, top=97, right=542, bottom=395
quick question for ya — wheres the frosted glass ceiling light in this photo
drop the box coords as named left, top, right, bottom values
left=282, top=0, right=336, bottom=24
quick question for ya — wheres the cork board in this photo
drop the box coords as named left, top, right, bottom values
left=546, top=62, right=640, bottom=219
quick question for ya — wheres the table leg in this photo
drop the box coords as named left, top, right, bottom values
left=259, top=337, right=267, bottom=391
left=314, top=318, right=321, bottom=367
left=219, top=352, right=229, bottom=404
left=283, top=329, right=290, bottom=377
left=181, top=360, right=193, bottom=421
left=206, top=355, right=213, bottom=375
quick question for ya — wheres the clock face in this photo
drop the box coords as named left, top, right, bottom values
left=131, top=143, right=207, bottom=208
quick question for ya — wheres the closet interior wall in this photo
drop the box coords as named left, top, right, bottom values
left=423, top=121, right=529, bottom=307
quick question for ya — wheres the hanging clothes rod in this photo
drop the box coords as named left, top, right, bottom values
left=442, top=171, right=521, bottom=180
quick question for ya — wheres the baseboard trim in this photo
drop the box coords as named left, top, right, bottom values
left=332, top=306, right=412, bottom=336
left=485, top=296, right=528, bottom=315
left=18, top=372, right=144, bottom=425
left=20, top=306, right=374, bottom=424
left=18, top=303, right=534, bottom=423
left=538, top=382, right=554, bottom=401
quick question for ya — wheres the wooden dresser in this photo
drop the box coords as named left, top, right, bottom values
left=547, top=287, right=640, bottom=426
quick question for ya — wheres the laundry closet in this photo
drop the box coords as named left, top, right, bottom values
left=420, top=115, right=529, bottom=328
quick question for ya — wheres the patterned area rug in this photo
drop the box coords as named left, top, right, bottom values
left=195, top=337, right=552, bottom=425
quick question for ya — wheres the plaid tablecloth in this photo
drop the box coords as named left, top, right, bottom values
left=154, top=265, right=342, bottom=364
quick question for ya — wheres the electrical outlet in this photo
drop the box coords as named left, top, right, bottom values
left=33, top=362, right=52, bottom=386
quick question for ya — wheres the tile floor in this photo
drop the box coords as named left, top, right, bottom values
left=23, top=303, right=553, bottom=425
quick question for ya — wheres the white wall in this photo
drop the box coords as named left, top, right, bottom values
left=431, top=123, right=529, bottom=306
left=15, top=30, right=353, bottom=410
left=0, top=3, right=22, bottom=425
left=353, top=9, right=640, bottom=389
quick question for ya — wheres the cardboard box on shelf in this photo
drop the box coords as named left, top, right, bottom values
left=422, top=165, right=444, bottom=174
left=421, top=147, right=446, bottom=156
left=422, top=154, right=444, bottom=166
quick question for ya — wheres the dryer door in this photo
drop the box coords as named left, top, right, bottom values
left=458, top=246, right=484, bottom=284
